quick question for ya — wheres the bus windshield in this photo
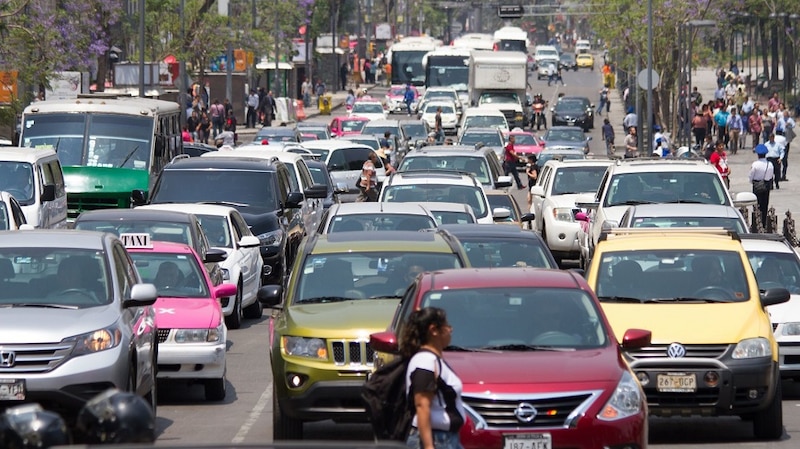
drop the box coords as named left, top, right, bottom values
left=22, top=113, right=153, bottom=170
left=426, top=56, right=469, bottom=91
left=392, top=51, right=429, bottom=86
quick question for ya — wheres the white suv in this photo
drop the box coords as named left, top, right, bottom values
left=575, top=158, right=757, bottom=268
left=378, top=170, right=499, bottom=224
left=530, top=159, right=613, bottom=264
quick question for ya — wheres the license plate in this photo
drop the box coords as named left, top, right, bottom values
left=0, top=379, right=25, bottom=400
left=503, top=433, right=551, bottom=449
left=657, top=373, right=696, bottom=393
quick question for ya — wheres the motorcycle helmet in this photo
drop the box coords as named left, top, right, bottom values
left=74, top=389, right=155, bottom=444
left=0, top=404, right=70, bottom=448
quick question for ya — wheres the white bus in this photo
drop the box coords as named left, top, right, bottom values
left=388, top=37, right=442, bottom=87
left=452, top=33, right=495, bottom=51
left=493, top=26, right=530, bottom=52
left=19, top=95, right=182, bottom=220
left=422, top=47, right=472, bottom=104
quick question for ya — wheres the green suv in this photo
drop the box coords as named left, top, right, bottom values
left=260, top=230, right=468, bottom=439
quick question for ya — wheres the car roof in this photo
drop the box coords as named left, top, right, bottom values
left=76, top=208, right=196, bottom=223
left=417, top=202, right=474, bottom=213
left=425, top=86, right=458, bottom=92
left=166, top=156, right=279, bottom=171
left=422, top=267, right=585, bottom=290
left=362, top=119, right=401, bottom=127
left=387, top=171, right=481, bottom=186
left=461, top=127, right=502, bottom=134
left=301, top=140, right=374, bottom=150
left=439, top=223, right=542, bottom=237
left=462, top=108, right=506, bottom=117
left=205, top=148, right=306, bottom=164
left=0, top=229, right=109, bottom=250
left=0, top=147, right=57, bottom=162
left=336, top=116, right=371, bottom=121
left=138, top=203, right=238, bottom=217
left=542, top=159, right=613, bottom=169
left=406, top=146, right=489, bottom=156
left=256, top=127, right=297, bottom=135
left=607, top=158, right=716, bottom=174
left=597, top=228, right=744, bottom=251
left=126, top=240, right=196, bottom=255
left=330, top=202, right=431, bottom=215
left=310, top=231, right=458, bottom=254
left=740, top=234, right=795, bottom=254
left=546, top=126, right=586, bottom=132
left=627, top=203, right=742, bottom=218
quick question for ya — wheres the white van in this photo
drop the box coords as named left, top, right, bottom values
left=575, top=40, right=591, bottom=54
left=0, top=147, right=67, bottom=229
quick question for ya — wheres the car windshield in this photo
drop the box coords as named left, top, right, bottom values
left=511, top=134, right=537, bottom=146
left=402, top=123, right=429, bottom=139
left=486, top=194, right=519, bottom=222
left=21, top=113, right=153, bottom=169
left=426, top=91, right=457, bottom=101
left=560, top=55, right=575, bottom=62
left=747, top=251, right=800, bottom=294
left=479, top=93, right=519, bottom=105
left=196, top=214, right=232, bottom=248
left=256, top=130, right=295, bottom=141
left=75, top=220, right=195, bottom=248
left=129, top=252, right=210, bottom=298
left=555, top=102, right=587, bottom=114
left=398, top=156, right=491, bottom=185
left=329, top=214, right=436, bottom=232
left=340, top=120, right=368, bottom=133
left=605, top=172, right=730, bottom=206
left=460, top=237, right=555, bottom=268
left=544, top=129, right=586, bottom=142
left=0, top=162, right=34, bottom=205
left=420, top=287, right=608, bottom=349
left=150, top=170, right=278, bottom=210
left=425, top=104, right=455, bottom=114
left=595, top=250, right=749, bottom=302
left=458, top=133, right=503, bottom=147
left=295, top=252, right=462, bottom=302
left=430, top=211, right=475, bottom=225
left=0, top=248, right=110, bottom=307
left=390, top=87, right=408, bottom=96
left=383, top=185, right=488, bottom=218
left=537, top=153, right=586, bottom=166
left=346, top=139, right=380, bottom=151
left=551, top=166, right=608, bottom=195
left=632, top=216, right=746, bottom=233
left=352, top=103, right=384, bottom=114
left=327, top=148, right=382, bottom=171
left=302, top=129, right=328, bottom=139
left=464, top=116, right=507, bottom=129
left=363, top=126, right=399, bottom=137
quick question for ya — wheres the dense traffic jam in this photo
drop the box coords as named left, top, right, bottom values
left=0, top=26, right=796, bottom=449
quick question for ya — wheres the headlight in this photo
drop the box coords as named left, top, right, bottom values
left=221, top=268, right=230, bottom=281
left=282, top=336, right=328, bottom=359
left=732, top=337, right=772, bottom=359
left=597, top=371, right=643, bottom=421
left=175, top=325, right=222, bottom=343
left=553, top=207, right=575, bottom=222
left=515, top=113, right=524, bottom=121
left=257, top=229, right=284, bottom=247
left=69, top=323, right=122, bottom=357
left=781, top=322, right=800, bottom=336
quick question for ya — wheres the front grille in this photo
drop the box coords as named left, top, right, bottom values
left=0, top=342, right=75, bottom=373
left=67, top=197, right=125, bottom=218
left=626, top=344, right=730, bottom=360
left=157, top=329, right=171, bottom=344
left=331, top=340, right=373, bottom=366
left=500, top=109, right=518, bottom=124
left=463, top=393, right=594, bottom=428
left=646, top=387, right=719, bottom=407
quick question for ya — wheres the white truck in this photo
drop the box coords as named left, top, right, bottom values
left=468, top=50, right=529, bottom=129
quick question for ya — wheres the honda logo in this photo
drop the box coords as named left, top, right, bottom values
left=667, top=343, right=686, bottom=358
left=0, top=351, right=16, bottom=368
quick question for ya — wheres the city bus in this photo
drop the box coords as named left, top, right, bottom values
left=493, top=26, right=530, bottom=52
left=388, top=37, right=442, bottom=87
left=423, top=46, right=472, bottom=105
left=19, top=95, right=182, bottom=221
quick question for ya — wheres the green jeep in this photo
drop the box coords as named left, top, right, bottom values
left=260, top=230, right=468, bottom=439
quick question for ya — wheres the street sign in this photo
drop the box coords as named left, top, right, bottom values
left=637, top=69, right=660, bottom=90
left=451, top=22, right=463, bottom=34
left=498, top=4, right=524, bottom=19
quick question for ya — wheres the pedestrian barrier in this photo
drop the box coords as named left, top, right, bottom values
left=295, top=100, right=306, bottom=121
left=739, top=206, right=800, bottom=244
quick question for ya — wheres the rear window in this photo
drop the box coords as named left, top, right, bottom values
left=151, top=169, right=278, bottom=210
left=383, top=184, right=488, bottom=218
left=460, top=237, right=555, bottom=269
left=327, top=148, right=382, bottom=172
left=329, top=214, right=436, bottom=232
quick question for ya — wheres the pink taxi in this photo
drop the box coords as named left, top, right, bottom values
left=122, top=234, right=238, bottom=402
left=504, top=130, right=545, bottom=167
left=329, top=116, right=370, bottom=138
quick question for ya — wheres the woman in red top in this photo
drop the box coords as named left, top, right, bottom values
left=709, top=140, right=731, bottom=188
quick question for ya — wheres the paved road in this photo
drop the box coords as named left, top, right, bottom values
left=155, top=58, right=800, bottom=448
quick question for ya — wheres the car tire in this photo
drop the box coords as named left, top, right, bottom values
left=225, top=288, right=243, bottom=329
left=146, top=350, right=158, bottom=416
left=273, top=383, right=303, bottom=439
left=205, top=374, right=227, bottom=401
left=243, top=285, right=264, bottom=320
left=753, top=378, right=783, bottom=440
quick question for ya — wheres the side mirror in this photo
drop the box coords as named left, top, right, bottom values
left=334, top=182, right=349, bottom=194
left=520, top=212, right=535, bottom=223
left=214, top=283, right=238, bottom=299
left=600, top=220, right=618, bottom=231
left=131, top=189, right=147, bottom=206
left=124, top=283, right=158, bottom=308
left=205, top=248, right=228, bottom=263
left=586, top=136, right=593, bottom=141
left=761, top=287, right=791, bottom=307
left=258, top=284, right=283, bottom=306
left=620, top=328, right=652, bottom=349
left=369, top=331, right=399, bottom=354
left=40, top=184, right=56, bottom=202
left=733, top=191, right=758, bottom=207
left=304, top=184, right=328, bottom=199
left=238, top=235, right=261, bottom=248
left=492, top=207, right=511, bottom=220
left=530, top=185, right=545, bottom=197
left=284, top=191, right=304, bottom=209
left=495, top=175, right=513, bottom=188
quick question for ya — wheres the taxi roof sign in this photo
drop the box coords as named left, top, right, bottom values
left=120, top=233, right=153, bottom=248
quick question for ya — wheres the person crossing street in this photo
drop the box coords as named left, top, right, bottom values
left=503, top=135, right=526, bottom=190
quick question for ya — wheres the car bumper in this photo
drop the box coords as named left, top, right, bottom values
left=777, top=341, right=800, bottom=378
left=259, top=245, right=283, bottom=283
left=552, top=117, right=592, bottom=129
left=157, top=341, right=226, bottom=380
left=0, top=345, right=128, bottom=414
left=543, top=220, right=581, bottom=256
left=627, top=352, right=777, bottom=416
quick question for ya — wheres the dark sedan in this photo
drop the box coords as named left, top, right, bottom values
left=541, top=126, right=593, bottom=154
left=439, top=223, right=558, bottom=269
left=559, top=53, right=578, bottom=71
left=552, top=97, right=594, bottom=131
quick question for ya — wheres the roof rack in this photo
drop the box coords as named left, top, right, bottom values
left=598, top=227, right=740, bottom=242
left=615, top=157, right=709, bottom=165
left=739, top=233, right=789, bottom=242
left=170, top=154, right=191, bottom=164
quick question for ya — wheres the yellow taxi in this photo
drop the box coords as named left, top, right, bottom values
left=576, top=53, right=595, bottom=70
left=585, top=228, right=789, bottom=440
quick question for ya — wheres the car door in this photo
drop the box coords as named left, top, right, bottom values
left=296, top=159, right=322, bottom=231
left=230, top=210, right=261, bottom=304
left=532, top=165, right=553, bottom=232
left=277, top=165, right=304, bottom=264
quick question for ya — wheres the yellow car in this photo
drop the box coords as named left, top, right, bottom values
left=585, top=228, right=790, bottom=440
left=576, top=53, right=595, bottom=70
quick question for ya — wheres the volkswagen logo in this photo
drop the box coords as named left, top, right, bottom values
left=667, top=343, right=686, bottom=358
left=513, top=402, right=538, bottom=423
left=0, top=351, right=15, bottom=368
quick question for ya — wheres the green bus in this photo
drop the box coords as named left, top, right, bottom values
left=20, top=96, right=182, bottom=221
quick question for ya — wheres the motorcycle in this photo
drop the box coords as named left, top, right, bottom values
left=532, top=100, right=547, bottom=131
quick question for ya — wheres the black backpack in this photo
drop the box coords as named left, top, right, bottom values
left=361, top=350, right=440, bottom=441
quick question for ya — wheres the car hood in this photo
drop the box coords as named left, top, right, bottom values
left=597, top=205, right=628, bottom=226
left=602, top=301, right=768, bottom=344
left=768, top=293, right=800, bottom=324
left=154, top=297, right=221, bottom=330
left=550, top=193, right=593, bottom=208
left=0, top=305, right=123, bottom=343
left=284, top=299, right=399, bottom=338
left=240, top=210, right=281, bottom=236
left=447, top=349, right=622, bottom=392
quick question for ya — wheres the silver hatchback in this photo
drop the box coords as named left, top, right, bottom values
left=0, top=230, right=158, bottom=418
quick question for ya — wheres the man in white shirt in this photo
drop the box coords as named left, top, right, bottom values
left=546, top=62, right=556, bottom=87
left=749, top=144, right=774, bottom=228
left=246, top=90, right=259, bottom=129
left=763, top=133, right=785, bottom=189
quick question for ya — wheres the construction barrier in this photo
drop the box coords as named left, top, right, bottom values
left=295, top=99, right=306, bottom=121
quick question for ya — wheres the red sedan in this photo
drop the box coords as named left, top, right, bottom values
left=371, top=268, right=650, bottom=449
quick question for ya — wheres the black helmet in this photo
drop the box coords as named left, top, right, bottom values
left=74, top=389, right=155, bottom=444
left=0, top=404, right=70, bottom=448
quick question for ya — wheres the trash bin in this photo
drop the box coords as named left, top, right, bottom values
left=319, top=94, right=332, bottom=115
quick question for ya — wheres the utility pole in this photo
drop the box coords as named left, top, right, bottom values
left=138, top=0, right=145, bottom=97
left=275, top=0, right=281, bottom=97
left=179, top=0, right=187, bottom=124
left=226, top=0, right=233, bottom=105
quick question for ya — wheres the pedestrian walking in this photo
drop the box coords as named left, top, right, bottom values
left=400, top=307, right=465, bottom=449
left=749, top=144, right=774, bottom=228
left=692, top=108, right=708, bottom=146
left=597, top=85, right=610, bottom=115
left=709, top=140, right=731, bottom=189
left=764, top=133, right=785, bottom=189
left=622, top=107, right=637, bottom=136
left=404, top=84, right=415, bottom=116
left=503, top=135, right=526, bottom=189
left=357, top=152, right=379, bottom=202
left=781, top=109, right=796, bottom=181
left=601, top=118, right=615, bottom=156
left=246, top=89, right=259, bottom=128
left=434, top=107, right=444, bottom=144
left=749, top=109, right=763, bottom=148
left=624, top=127, right=638, bottom=158
left=301, top=78, right=312, bottom=108
left=209, top=99, right=225, bottom=138
left=340, top=63, right=349, bottom=91
left=728, top=108, right=744, bottom=155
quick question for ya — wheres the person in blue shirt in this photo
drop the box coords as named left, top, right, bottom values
left=404, top=84, right=416, bottom=116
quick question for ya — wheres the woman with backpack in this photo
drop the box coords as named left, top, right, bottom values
left=401, top=307, right=465, bottom=449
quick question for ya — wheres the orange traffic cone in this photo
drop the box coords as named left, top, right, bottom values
left=295, top=100, right=307, bottom=121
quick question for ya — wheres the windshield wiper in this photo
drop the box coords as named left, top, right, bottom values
left=445, top=345, right=501, bottom=353
left=7, top=303, right=79, bottom=310
left=118, top=146, right=140, bottom=168
left=200, top=201, right=250, bottom=208
left=368, top=294, right=403, bottom=299
left=480, top=343, right=573, bottom=351
left=648, top=297, right=731, bottom=303
left=597, top=296, right=644, bottom=303
left=609, top=200, right=657, bottom=206
left=298, top=296, right=358, bottom=304
left=667, top=199, right=706, bottom=204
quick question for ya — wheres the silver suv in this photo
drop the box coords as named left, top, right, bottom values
left=0, top=230, right=158, bottom=417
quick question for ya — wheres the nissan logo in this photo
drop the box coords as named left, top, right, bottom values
left=513, top=402, right=538, bottom=423
left=0, top=351, right=16, bottom=368
left=667, top=343, right=687, bottom=358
